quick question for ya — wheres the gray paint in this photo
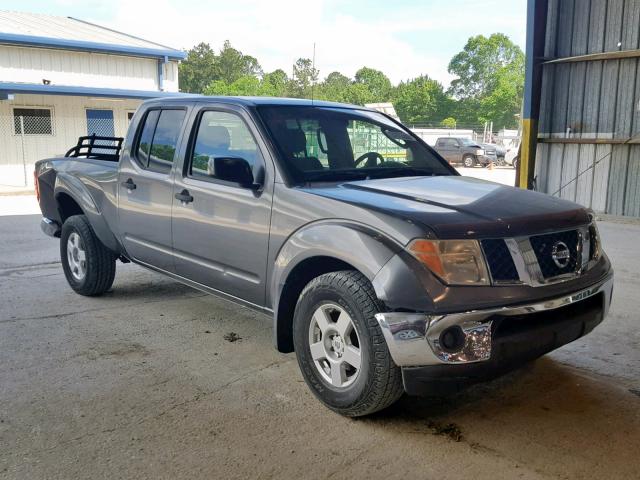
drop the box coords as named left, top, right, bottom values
left=35, top=96, right=610, bottom=356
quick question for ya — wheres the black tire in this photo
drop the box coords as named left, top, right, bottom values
left=60, top=214, right=116, bottom=296
left=293, top=270, right=404, bottom=417
left=462, top=155, right=476, bottom=168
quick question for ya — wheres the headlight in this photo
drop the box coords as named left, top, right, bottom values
left=408, top=239, right=490, bottom=285
left=475, top=149, right=485, bottom=155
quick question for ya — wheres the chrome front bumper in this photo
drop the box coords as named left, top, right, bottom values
left=375, top=275, right=613, bottom=367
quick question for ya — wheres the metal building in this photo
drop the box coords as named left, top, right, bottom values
left=0, top=11, right=185, bottom=188
left=521, top=0, right=640, bottom=218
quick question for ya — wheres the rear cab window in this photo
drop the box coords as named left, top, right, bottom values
left=135, top=108, right=187, bottom=174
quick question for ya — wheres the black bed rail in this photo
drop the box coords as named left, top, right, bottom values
left=65, top=134, right=124, bottom=162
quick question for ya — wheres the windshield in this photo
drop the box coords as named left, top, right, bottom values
left=257, top=106, right=454, bottom=183
left=460, top=138, right=478, bottom=146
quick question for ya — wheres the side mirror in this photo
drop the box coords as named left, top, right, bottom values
left=208, top=156, right=259, bottom=189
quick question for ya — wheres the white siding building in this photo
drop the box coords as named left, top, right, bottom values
left=0, top=11, right=185, bottom=188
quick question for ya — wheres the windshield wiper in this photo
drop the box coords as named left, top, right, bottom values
left=302, top=170, right=369, bottom=183
left=366, top=167, right=446, bottom=179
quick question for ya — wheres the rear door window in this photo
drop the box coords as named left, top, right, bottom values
left=135, top=108, right=186, bottom=174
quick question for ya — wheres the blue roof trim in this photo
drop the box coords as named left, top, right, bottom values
left=0, top=82, right=190, bottom=100
left=0, top=32, right=186, bottom=60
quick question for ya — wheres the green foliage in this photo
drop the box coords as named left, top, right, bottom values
left=183, top=34, right=524, bottom=129
left=392, top=75, right=452, bottom=124
left=290, top=58, right=319, bottom=98
left=215, top=40, right=263, bottom=83
left=178, top=42, right=218, bottom=94
left=447, top=33, right=524, bottom=128
left=440, top=117, right=457, bottom=128
left=262, top=69, right=289, bottom=97
left=353, top=67, right=392, bottom=102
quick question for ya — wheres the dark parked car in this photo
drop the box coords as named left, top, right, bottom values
left=434, top=136, right=495, bottom=167
left=35, top=97, right=613, bottom=416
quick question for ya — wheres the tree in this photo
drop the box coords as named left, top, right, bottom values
left=262, top=69, right=289, bottom=97
left=178, top=42, right=217, bottom=93
left=354, top=67, right=392, bottom=102
left=290, top=58, right=319, bottom=98
left=448, top=33, right=524, bottom=99
left=215, top=40, right=263, bottom=84
left=392, top=75, right=451, bottom=124
left=478, top=58, right=524, bottom=128
left=319, top=71, right=351, bottom=102
left=440, top=117, right=457, bottom=128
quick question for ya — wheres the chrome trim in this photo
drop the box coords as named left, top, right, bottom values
left=489, top=224, right=596, bottom=287
left=375, top=274, right=613, bottom=367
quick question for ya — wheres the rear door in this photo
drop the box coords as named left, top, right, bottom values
left=171, top=103, right=274, bottom=306
left=117, top=106, right=189, bottom=271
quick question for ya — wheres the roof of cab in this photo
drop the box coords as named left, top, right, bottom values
left=141, top=95, right=369, bottom=110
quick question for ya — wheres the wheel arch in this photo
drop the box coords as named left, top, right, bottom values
left=54, top=174, right=121, bottom=254
left=271, top=221, right=402, bottom=353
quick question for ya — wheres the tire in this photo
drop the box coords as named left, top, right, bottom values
left=60, top=214, right=116, bottom=296
left=293, top=270, right=404, bottom=417
left=462, top=155, right=476, bottom=168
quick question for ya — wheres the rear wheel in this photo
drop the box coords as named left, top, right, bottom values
left=462, top=155, right=476, bottom=168
left=293, top=271, right=404, bottom=417
left=60, top=215, right=116, bottom=296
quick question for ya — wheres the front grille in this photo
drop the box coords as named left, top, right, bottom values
left=529, top=230, right=579, bottom=278
left=481, top=239, right=519, bottom=282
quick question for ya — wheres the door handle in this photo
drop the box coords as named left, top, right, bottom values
left=121, top=178, right=137, bottom=190
left=175, top=189, right=194, bottom=204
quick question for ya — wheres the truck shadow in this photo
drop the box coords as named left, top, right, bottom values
left=360, top=357, right=639, bottom=476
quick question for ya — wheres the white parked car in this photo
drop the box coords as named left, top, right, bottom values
left=505, top=146, right=519, bottom=169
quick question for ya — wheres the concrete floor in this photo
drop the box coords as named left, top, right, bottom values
left=1, top=206, right=639, bottom=479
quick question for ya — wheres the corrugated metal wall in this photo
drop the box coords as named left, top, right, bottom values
left=535, top=0, right=640, bottom=217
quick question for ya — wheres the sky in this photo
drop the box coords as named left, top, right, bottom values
left=2, top=0, right=527, bottom=86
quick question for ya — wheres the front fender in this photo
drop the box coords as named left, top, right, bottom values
left=54, top=173, right=121, bottom=253
left=270, top=220, right=408, bottom=352
left=271, top=220, right=402, bottom=307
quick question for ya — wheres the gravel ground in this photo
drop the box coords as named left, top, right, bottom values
left=0, top=198, right=638, bottom=480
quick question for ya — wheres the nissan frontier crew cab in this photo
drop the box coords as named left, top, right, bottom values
left=35, top=97, right=613, bottom=417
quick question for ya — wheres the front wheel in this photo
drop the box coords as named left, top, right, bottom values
left=293, top=271, right=404, bottom=417
left=60, top=215, right=116, bottom=296
left=462, top=155, right=476, bottom=168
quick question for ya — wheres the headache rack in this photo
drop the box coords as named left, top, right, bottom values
left=65, top=134, right=124, bottom=162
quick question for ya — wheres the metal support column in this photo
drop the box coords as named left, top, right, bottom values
left=519, top=0, right=548, bottom=188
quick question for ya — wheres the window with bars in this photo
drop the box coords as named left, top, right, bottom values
left=13, top=108, right=53, bottom=135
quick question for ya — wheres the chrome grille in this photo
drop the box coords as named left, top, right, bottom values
left=481, top=239, right=519, bottom=282
left=529, top=230, right=580, bottom=278
left=481, top=225, right=597, bottom=287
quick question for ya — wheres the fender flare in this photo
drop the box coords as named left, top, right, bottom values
left=270, top=220, right=403, bottom=351
left=54, top=173, right=122, bottom=254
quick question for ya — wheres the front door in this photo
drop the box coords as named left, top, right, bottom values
left=171, top=105, right=273, bottom=306
left=117, top=107, right=188, bottom=271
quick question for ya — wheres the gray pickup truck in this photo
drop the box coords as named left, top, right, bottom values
left=35, top=97, right=613, bottom=417
left=434, top=136, right=495, bottom=167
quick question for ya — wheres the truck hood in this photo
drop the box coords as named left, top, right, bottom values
left=299, top=176, right=590, bottom=239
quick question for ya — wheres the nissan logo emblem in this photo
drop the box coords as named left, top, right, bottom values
left=551, top=241, right=571, bottom=268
